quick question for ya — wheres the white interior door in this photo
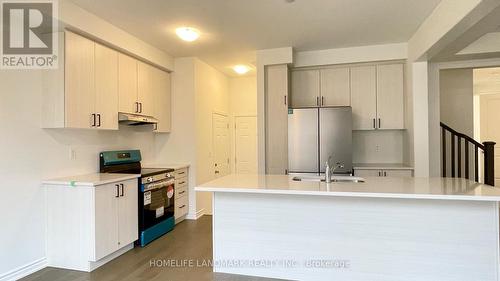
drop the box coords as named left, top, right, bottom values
left=235, top=116, right=258, bottom=174
left=480, top=93, right=500, bottom=185
left=213, top=113, right=230, bottom=177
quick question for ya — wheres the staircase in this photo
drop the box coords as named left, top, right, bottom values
left=441, top=122, right=496, bottom=186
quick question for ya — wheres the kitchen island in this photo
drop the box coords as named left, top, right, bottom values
left=196, top=174, right=500, bottom=281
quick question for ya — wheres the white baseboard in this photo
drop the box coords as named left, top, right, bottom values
left=0, top=257, right=47, bottom=281
left=186, top=208, right=205, bottom=220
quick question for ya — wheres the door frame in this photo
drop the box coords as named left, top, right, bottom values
left=234, top=114, right=258, bottom=173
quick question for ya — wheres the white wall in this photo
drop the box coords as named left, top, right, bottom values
left=194, top=59, right=230, bottom=215
left=353, top=131, right=404, bottom=164
left=294, top=43, right=407, bottom=67
left=440, top=69, right=474, bottom=136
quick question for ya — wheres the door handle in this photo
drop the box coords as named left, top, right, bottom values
left=120, top=184, right=124, bottom=196
left=97, top=114, right=101, bottom=127
left=215, top=170, right=219, bottom=174
left=115, top=184, right=120, bottom=197
left=91, top=114, right=96, bottom=127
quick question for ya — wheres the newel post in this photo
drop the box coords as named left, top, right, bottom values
left=483, top=141, right=496, bottom=186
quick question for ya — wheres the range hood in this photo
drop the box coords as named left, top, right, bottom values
left=118, top=112, right=158, bottom=126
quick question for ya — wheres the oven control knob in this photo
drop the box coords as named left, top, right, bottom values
left=147, top=177, right=153, bottom=183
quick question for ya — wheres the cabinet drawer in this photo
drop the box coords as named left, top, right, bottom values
left=175, top=195, right=188, bottom=219
left=384, top=169, right=413, bottom=177
left=354, top=168, right=413, bottom=178
left=174, top=168, right=188, bottom=178
left=176, top=184, right=187, bottom=199
left=175, top=177, right=188, bottom=187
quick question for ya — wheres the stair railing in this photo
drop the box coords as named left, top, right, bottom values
left=440, top=122, right=495, bottom=186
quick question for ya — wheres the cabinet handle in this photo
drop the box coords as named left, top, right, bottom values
left=284, top=95, right=287, bottom=105
left=316, top=97, right=319, bottom=106
left=178, top=171, right=185, bottom=175
left=120, top=184, right=124, bottom=196
left=179, top=204, right=186, bottom=209
left=378, top=171, right=381, bottom=177
left=378, top=118, right=381, bottom=129
left=139, top=103, right=143, bottom=113
left=178, top=181, right=186, bottom=185
left=91, top=114, right=96, bottom=127
left=321, top=96, right=324, bottom=106
left=373, top=118, right=376, bottom=129
left=115, top=184, right=120, bottom=197
left=135, top=102, right=139, bottom=113
left=97, top=114, right=101, bottom=127
left=384, top=171, right=387, bottom=177
left=179, top=191, right=186, bottom=195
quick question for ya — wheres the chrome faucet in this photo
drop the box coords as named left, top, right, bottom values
left=325, top=156, right=345, bottom=183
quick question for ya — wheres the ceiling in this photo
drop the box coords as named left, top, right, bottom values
left=69, top=0, right=441, bottom=76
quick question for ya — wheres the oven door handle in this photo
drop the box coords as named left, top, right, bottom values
left=143, top=179, right=175, bottom=192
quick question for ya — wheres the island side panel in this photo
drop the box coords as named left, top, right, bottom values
left=212, top=192, right=499, bottom=281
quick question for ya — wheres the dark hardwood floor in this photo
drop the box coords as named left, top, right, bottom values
left=21, top=216, right=284, bottom=281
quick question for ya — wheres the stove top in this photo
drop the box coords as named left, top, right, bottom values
left=141, top=168, right=174, bottom=177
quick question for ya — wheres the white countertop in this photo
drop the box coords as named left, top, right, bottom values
left=353, top=163, right=413, bottom=170
left=143, top=163, right=190, bottom=170
left=196, top=174, right=500, bottom=201
left=43, top=173, right=140, bottom=187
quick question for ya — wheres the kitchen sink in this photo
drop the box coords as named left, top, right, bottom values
left=292, top=175, right=365, bottom=183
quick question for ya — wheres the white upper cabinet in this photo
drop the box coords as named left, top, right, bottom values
left=291, top=69, right=320, bottom=107
left=320, top=67, right=350, bottom=107
left=350, top=65, right=377, bottom=130
left=64, top=31, right=95, bottom=129
left=153, top=68, right=172, bottom=133
left=376, top=64, right=404, bottom=130
left=42, top=30, right=172, bottom=132
left=118, top=53, right=138, bottom=114
left=137, top=61, right=156, bottom=117
left=43, top=31, right=119, bottom=130
left=95, top=43, right=119, bottom=130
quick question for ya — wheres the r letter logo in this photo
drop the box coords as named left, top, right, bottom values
left=1, top=0, right=58, bottom=69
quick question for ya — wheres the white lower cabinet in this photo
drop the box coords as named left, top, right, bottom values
left=354, top=168, right=413, bottom=178
left=45, top=178, right=138, bottom=272
left=173, top=167, right=189, bottom=222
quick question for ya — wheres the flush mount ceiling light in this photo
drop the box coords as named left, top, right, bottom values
left=175, top=27, right=200, bottom=42
left=233, top=65, right=250, bottom=75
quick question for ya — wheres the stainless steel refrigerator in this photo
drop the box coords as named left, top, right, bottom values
left=288, top=107, right=352, bottom=174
